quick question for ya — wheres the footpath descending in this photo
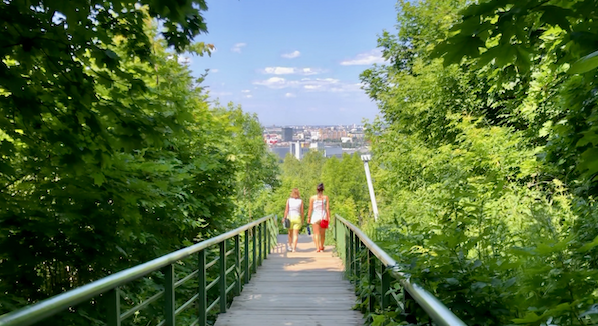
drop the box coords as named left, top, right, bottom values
left=214, top=234, right=365, bottom=326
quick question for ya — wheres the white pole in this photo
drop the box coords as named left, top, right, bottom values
left=295, top=141, right=301, bottom=160
left=361, top=155, right=379, bottom=222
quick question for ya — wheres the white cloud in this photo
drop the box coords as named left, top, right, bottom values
left=281, top=50, right=301, bottom=59
left=231, top=43, right=247, bottom=53
left=244, top=94, right=253, bottom=98
left=328, top=82, right=364, bottom=93
left=241, top=90, right=251, bottom=93
left=340, top=49, right=387, bottom=66
left=253, top=77, right=360, bottom=93
left=210, top=68, right=219, bottom=73
left=261, top=66, right=325, bottom=75
left=253, top=77, right=288, bottom=89
left=300, top=68, right=322, bottom=75
left=263, top=67, right=296, bottom=75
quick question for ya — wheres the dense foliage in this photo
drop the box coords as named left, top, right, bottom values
left=359, top=0, right=598, bottom=325
left=0, top=0, right=278, bottom=322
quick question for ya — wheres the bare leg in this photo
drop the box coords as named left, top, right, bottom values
left=320, top=228, right=326, bottom=250
left=312, top=223, right=321, bottom=251
left=292, top=229, right=299, bottom=250
left=287, top=228, right=292, bottom=250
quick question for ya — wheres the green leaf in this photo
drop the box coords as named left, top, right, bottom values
left=0, top=161, right=16, bottom=177
left=371, top=314, right=386, bottom=326
left=460, top=0, right=503, bottom=17
left=445, top=277, right=459, bottom=285
left=579, top=235, right=598, bottom=253
left=433, top=35, right=485, bottom=66
left=105, top=49, right=119, bottom=59
left=512, top=312, right=543, bottom=323
left=576, top=131, right=598, bottom=147
left=494, top=45, right=517, bottom=67
left=0, top=140, right=15, bottom=156
left=515, top=45, right=531, bottom=73
left=539, top=5, right=573, bottom=31
left=568, top=50, right=598, bottom=74
left=91, top=172, right=106, bottom=186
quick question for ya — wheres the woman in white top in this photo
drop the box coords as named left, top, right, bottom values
left=308, top=183, right=330, bottom=252
left=283, top=188, right=304, bottom=252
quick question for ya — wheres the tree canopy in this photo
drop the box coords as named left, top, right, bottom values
left=358, top=0, right=598, bottom=324
left=0, top=1, right=279, bottom=323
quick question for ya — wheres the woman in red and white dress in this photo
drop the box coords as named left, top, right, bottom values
left=308, top=183, right=330, bottom=252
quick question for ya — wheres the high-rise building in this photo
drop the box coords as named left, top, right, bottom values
left=282, top=127, right=293, bottom=141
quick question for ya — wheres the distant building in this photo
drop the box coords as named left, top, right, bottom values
left=290, top=141, right=302, bottom=160
left=282, top=127, right=293, bottom=142
left=310, top=131, right=320, bottom=140
left=349, top=132, right=365, bottom=139
left=310, top=142, right=324, bottom=149
left=270, top=143, right=346, bottom=161
left=270, top=147, right=290, bottom=162
left=323, top=146, right=343, bottom=158
left=270, top=145, right=309, bottom=162
left=319, top=128, right=347, bottom=140
left=263, top=133, right=279, bottom=145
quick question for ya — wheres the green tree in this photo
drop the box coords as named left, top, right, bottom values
left=322, top=154, right=369, bottom=224
left=358, top=0, right=598, bottom=324
left=0, top=3, right=277, bottom=324
left=215, top=103, right=280, bottom=222
left=433, top=0, right=598, bottom=193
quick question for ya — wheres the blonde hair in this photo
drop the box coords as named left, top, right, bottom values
left=290, top=188, right=300, bottom=199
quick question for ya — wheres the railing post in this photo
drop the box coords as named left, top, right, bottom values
left=252, top=226, right=257, bottom=274
left=404, top=289, right=418, bottom=324
left=258, top=223, right=262, bottom=266
left=265, top=221, right=270, bottom=257
left=266, top=219, right=271, bottom=254
left=198, top=250, right=207, bottom=326
left=381, top=265, right=391, bottom=312
left=244, top=229, right=250, bottom=284
left=274, top=216, right=278, bottom=250
left=340, top=223, right=345, bottom=263
left=340, top=223, right=346, bottom=263
left=106, top=288, right=121, bottom=326
left=368, top=250, right=376, bottom=316
left=235, top=234, right=241, bottom=295
left=163, top=265, right=175, bottom=326
left=334, top=216, right=337, bottom=242
left=354, top=234, right=361, bottom=282
left=348, top=230, right=354, bottom=279
left=219, top=241, right=227, bottom=313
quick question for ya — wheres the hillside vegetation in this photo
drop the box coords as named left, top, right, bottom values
left=357, top=0, right=598, bottom=324
left=0, top=1, right=278, bottom=323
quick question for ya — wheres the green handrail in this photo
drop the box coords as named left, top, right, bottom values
left=334, top=215, right=467, bottom=326
left=0, top=215, right=278, bottom=326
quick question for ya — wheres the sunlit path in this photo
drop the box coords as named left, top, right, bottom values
left=214, top=234, right=365, bottom=326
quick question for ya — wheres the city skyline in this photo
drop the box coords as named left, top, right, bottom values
left=186, top=0, right=397, bottom=126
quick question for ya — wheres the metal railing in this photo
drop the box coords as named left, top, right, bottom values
left=0, top=215, right=278, bottom=326
left=334, top=215, right=467, bottom=326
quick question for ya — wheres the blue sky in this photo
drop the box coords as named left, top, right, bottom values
left=188, top=0, right=398, bottom=126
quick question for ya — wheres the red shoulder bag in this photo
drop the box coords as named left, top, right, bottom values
left=319, top=197, right=329, bottom=229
